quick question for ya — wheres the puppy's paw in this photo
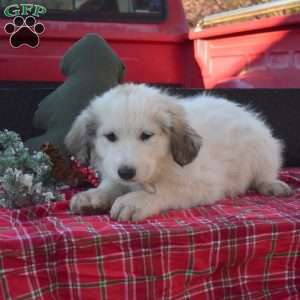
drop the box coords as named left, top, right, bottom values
left=110, top=192, right=158, bottom=222
left=257, top=180, right=292, bottom=197
left=70, top=191, right=93, bottom=214
left=70, top=189, right=110, bottom=215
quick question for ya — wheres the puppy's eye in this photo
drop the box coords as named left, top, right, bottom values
left=140, top=132, right=154, bottom=141
left=104, top=132, right=117, bottom=142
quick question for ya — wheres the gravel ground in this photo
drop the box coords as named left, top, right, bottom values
left=181, top=0, right=295, bottom=27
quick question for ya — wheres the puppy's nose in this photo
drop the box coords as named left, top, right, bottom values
left=118, top=166, right=136, bottom=180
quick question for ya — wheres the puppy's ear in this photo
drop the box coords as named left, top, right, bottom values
left=65, top=108, right=97, bottom=164
left=160, top=101, right=202, bottom=166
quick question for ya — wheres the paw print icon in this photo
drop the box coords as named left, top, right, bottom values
left=4, top=16, right=45, bottom=48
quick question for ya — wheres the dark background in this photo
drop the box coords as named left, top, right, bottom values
left=0, top=83, right=299, bottom=167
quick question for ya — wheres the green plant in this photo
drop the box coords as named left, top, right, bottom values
left=0, top=130, right=62, bottom=209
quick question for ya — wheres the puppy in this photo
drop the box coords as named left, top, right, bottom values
left=65, top=83, right=291, bottom=221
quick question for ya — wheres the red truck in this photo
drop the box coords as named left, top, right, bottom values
left=1, top=0, right=300, bottom=88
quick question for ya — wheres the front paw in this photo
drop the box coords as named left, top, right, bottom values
left=70, top=189, right=109, bottom=215
left=110, top=192, right=158, bottom=221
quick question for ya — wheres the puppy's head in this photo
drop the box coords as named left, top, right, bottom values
left=65, top=84, right=201, bottom=185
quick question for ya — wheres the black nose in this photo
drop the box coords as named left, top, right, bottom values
left=118, top=166, right=136, bottom=180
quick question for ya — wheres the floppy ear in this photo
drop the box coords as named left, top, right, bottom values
left=161, top=101, right=202, bottom=166
left=65, top=108, right=97, bottom=164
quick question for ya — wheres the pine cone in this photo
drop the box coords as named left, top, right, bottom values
left=42, top=143, right=99, bottom=188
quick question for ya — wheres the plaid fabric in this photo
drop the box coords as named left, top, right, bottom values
left=0, top=169, right=299, bottom=300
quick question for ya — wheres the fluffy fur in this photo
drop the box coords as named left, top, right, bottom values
left=65, top=83, right=291, bottom=221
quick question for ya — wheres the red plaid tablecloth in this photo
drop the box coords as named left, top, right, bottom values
left=0, top=169, right=299, bottom=300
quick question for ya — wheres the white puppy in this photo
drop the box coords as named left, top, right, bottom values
left=65, top=83, right=291, bottom=221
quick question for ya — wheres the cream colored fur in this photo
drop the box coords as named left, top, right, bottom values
left=65, top=83, right=291, bottom=221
